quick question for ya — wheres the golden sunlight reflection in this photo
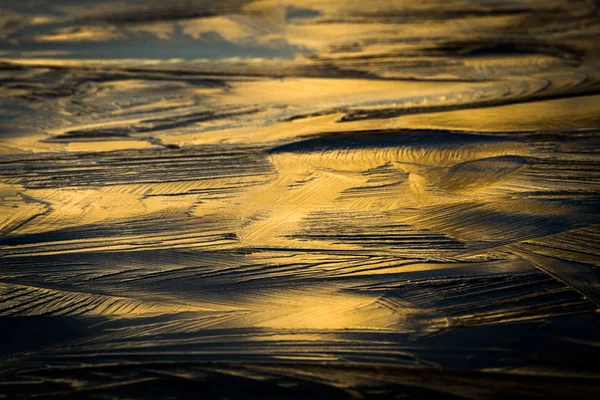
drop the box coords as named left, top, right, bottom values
left=1, top=0, right=600, bottom=398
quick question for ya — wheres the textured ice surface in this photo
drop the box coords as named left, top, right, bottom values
left=1, top=1, right=600, bottom=398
